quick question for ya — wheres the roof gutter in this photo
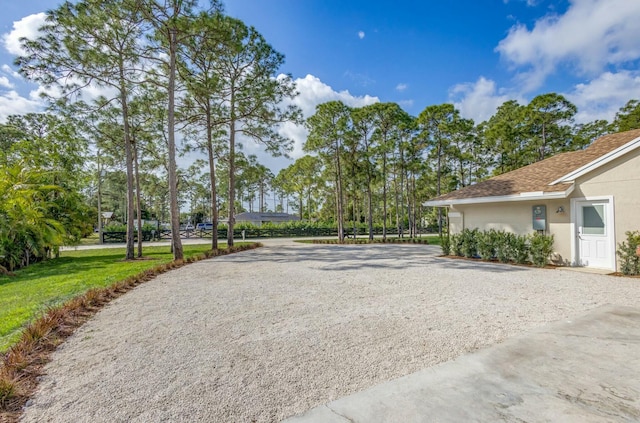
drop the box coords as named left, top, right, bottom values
left=423, top=183, right=575, bottom=207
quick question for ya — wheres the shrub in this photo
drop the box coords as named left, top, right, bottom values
left=477, top=229, right=499, bottom=260
left=440, top=235, right=451, bottom=255
left=511, top=234, right=530, bottom=264
left=104, top=223, right=127, bottom=232
left=529, top=232, right=554, bottom=267
left=617, top=231, right=640, bottom=275
left=451, top=233, right=463, bottom=256
left=460, top=228, right=479, bottom=258
left=141, top=223, right=157, bottom=232
left=494, top=231, right=512, bottom=263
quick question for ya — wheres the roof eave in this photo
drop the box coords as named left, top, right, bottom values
left=423, top=184, right=575, bottom=207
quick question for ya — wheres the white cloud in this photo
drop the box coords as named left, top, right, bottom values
left=1, top=64, right=21, bottom=80
left=496, top=0, right=640, bottom=91
left=2, top=13, right=47, bottom=56
left=449, top=77, right=518, bottom=123
left=277, top=74, right=379, bottom=162
left=231, top=74, right=380, bottom=175
left=0, top=90, right=43, bottom=122
left=397, top=99, right=414, bottom=109
left=343, top=70, right=375, bottom=87
left=503, top=0, right=540, bottom=5
left=357, top=31, right=365, bottom=39
left=0, top=76, right=13, bottom=89
left=564, top=71, right=640, bottom=124
left=395, top=83, right=408, bottom=92
left=27, top=75, right=119, bottom=105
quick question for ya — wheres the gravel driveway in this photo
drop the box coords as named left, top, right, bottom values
left=21, top=240, right=640, bottom=422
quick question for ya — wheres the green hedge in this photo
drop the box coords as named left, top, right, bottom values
left=443, top=228, right=555, bottom=268
left=312, top=238, right=430, bottom=245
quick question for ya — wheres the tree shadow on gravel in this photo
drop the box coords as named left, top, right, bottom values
left=432, top=257, right=531, bottom=273
left=221, top=244, right=531, bottom=273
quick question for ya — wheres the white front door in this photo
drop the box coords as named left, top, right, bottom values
left=575, top=199, right=614, bottom=269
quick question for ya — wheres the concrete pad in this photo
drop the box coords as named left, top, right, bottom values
left=557, top=266, right=614, bottom=275
left=284, top=305, right=640, bottom=423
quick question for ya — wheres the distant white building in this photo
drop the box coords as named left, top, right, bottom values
left=235, top=212, right=300, bottom=227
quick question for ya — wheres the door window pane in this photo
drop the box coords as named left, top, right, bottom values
left=583, top=205, right=605, bottom=235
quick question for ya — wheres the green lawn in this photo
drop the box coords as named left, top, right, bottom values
left=0, top=244, right=217, bottom=352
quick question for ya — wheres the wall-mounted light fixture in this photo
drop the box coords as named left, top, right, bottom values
left=556, top=206, right=565, bottom=214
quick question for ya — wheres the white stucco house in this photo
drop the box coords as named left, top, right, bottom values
left=424, top=129, right=640, bottom=271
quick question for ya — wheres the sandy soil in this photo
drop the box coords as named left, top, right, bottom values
left=20, top=240, right=640, bottom=422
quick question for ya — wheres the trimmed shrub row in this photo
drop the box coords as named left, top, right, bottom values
left=312, top=238, right=429, bottom=245
left=442, top=228, right=554, bottom=268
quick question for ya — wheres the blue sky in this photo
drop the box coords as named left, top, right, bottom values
left=226, top=0, right=543, bottom=111
left=2, top=0, right=640, bottom=171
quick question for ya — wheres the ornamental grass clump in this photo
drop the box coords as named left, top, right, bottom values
left=0, top=368, right=17, bottom=408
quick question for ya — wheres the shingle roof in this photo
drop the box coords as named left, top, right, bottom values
left=428, top=128, right=640, bottom=204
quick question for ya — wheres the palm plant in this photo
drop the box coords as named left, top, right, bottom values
left=0, top=165, right=65, bottom=271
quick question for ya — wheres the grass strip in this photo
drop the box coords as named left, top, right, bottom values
left=1, top=244, right=221, bottom=351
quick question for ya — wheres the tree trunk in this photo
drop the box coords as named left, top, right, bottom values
left=167, top=28, right=183, bottom=260
left=335, top=140, right=344, bottom=242
left=97, top=148, right=103, bottom=244
left=366, top=173, right=373, bottom=240
left=393, top=159, right=401, bottom=238
left=405, top=167, right=413, bottom=237
left=133, top=140, right=143, bottom=258
left=298, top=192, right=303, bottom=219
left=436, top=136, right=443, bottom=237
left=382, top=152, right=388, bottom=240
left=119, top=79, right=135, bottom=260
left=411, top=172, right=422, bottom=235
left=349, top=192, right=357, bottom=238
left=259, top=182, right=264, bottom=213
left=540, top=122, right=546, bottom=161
left=228, top=115, right=236, bottom=246
left=206, top=107, right=218, bottom=250
left=399, top=146, right=409, bottom=237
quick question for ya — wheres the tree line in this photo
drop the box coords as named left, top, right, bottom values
left=279, top=96, right=640, bottom=241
